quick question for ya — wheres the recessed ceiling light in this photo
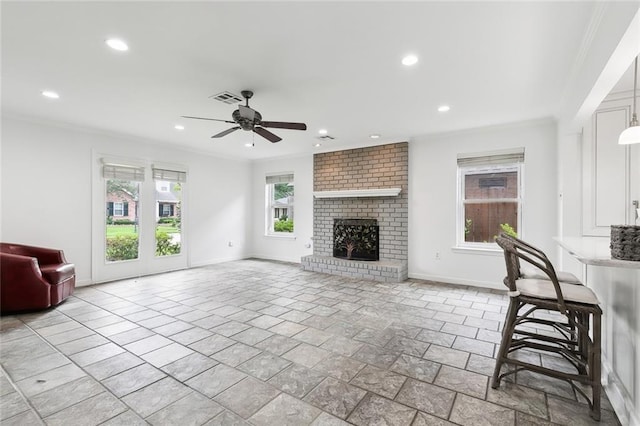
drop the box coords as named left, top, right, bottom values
left=318, top=129, right=328, bottom=135
left=402, top=54, right=418, bottom=66
left=174, top=124, right=185, bottom=130
left=370, top=134, right=381, bottom=139
left=314, top=143, right=322, bottom=147
left=244, top=143, right=254, bottom=148
left=105, top=38, right=129, bottom=51
left=41, top=90, right=60, bottom=99
left=438, top=105, right=451, bottom=112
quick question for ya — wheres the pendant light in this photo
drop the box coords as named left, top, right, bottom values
left=619, top=56, right=640, bottom=145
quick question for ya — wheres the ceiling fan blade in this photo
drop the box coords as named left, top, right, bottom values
left=260, top=121, right=307, bottom=131
left=238, top=105, right=256, bottom=120
left=254, top=126, right=282, bottom=143
left=211, top=126, right=241, bottom=138
left=182, top=115, right=235, bottom=124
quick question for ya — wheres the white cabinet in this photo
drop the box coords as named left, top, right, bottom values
left=583, top=94, right=640, bottom=236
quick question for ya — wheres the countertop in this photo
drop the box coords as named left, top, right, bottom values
left=554, top=236, right=640, bottom=269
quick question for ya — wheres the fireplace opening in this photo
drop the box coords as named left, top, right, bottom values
left=333, top=218, right=379, bottom=261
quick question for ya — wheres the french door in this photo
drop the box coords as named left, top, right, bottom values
left=92, top=155, right=187, bottom=283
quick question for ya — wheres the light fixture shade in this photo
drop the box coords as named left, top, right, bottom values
left=619, top=56, right=639, bottom=145
left=618, top=125, right=640, bottom=145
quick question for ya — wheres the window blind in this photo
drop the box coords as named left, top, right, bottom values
left=102, top=164, right=145, bottom=181
left=266, top=174, right=294, bottom=184
left=457, top=148, right=525, bottom=167
left=152, top=168, right=187, bottom=183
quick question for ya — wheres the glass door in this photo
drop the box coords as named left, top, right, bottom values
left=150, top=166, right=187, bottom=273
left=92, top=158, right=187, bottom=283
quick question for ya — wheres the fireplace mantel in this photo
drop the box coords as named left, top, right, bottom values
left=313, top=188, right=401, bottom=199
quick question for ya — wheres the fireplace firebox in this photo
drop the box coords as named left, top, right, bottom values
left=333, top=219, right=379, bottom=261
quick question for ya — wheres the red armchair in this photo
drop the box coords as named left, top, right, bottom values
left=1, top=243, right=76, bottom=314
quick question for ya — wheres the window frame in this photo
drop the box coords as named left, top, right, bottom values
left=153, top=176, right=184, bottom=259
left=456, top=162, right=523, bottom=250
left=104, top=178, right=141, bottom=263
left=265, top=174, right=295, bottom=236
left=161, top=203, right=172, bottom=217
left=113, top=201, right=124, bottom=217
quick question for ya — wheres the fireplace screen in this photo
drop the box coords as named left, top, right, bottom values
left=333, top=219, right=379, bottom=261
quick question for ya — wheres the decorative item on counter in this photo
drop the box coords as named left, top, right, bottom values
left=610, top=225, right=640, bottom=261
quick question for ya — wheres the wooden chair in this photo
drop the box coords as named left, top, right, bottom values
left=493, top=235, right=602, bottom=420
left=500, top=233, right=582, bottom=284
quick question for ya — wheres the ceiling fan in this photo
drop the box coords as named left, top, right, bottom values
left=182, top=90, right=307, bottom=143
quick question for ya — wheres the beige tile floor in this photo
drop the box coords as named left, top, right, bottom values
left=0, top=259, right=620, bottom=425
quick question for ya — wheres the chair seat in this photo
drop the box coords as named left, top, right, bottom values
left=521, top=266, right=582, bottom=284
left=516, top=279, right=600, bottom=305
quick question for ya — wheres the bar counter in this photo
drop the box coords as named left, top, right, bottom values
left=555, top=236, right=639, bottom=426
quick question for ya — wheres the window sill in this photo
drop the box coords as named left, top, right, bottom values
left=264, top=233, right=297, bottom=240
left=452, top=245, right=503, bottom=256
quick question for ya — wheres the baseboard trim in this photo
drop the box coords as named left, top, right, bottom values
left=248, top=254, right=303, bottom=264
left=75, top=279, right=93, bottom=287
left=408, top=272, right=503, bottom=290
left=189, top=255, right=247, bottom=268
left=85, top=256, right=247, bottom=286
left=602, top=354, right=638, bottom=426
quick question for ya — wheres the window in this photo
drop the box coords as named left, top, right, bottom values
left=266, top=173, right=294, bottom=234
left=113, top=202, right=124, bottom=216
left=457, top=149, right=524, bottom=247
left=153, top=166, right=186, bottom=257
left=161, top=203, right=173, bottom=217
left=103, top=163, right=144, bottom=262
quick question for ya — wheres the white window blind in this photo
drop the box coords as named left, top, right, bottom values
left=457, top=148, right=525, bottom=167
left=266, top=174, right=294, bottom=184
left=152, top=168, right=187, bottom=183
left=102, top=164, right=145, bottom=181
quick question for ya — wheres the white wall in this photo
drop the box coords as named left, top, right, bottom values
left=1, top=115, right=251, bottom=284
left=408, top=119, right=558, bottom=288
left=249, top=155, right=313, bottom=263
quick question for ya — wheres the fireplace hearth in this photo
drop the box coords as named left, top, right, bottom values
left=333, top=218, right=379, bottom=261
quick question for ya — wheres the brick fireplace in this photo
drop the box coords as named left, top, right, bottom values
left=301, top=142, right=408, bottom=282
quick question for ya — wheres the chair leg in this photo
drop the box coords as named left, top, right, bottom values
left=492, top=298, right=518, bottom=389
left=590, top=311, right=602, bottom=421
left=575, top=311, right=589, bottom=375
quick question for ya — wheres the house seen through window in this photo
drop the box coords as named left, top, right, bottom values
left=153, top=167, right=186, bottom=257
left=457, top=149, right=524, bottom=247
left=105, top=175, right=141, bottom=262
left=266, top=173, right=294, bottom=234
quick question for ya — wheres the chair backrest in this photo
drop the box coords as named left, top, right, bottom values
left=495, top=236, right=519, bottom=292
left=495, top=234, right=568, bottom=313
left=498, top=233, right=552, bottom=277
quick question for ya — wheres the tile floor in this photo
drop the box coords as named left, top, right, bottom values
left=0, top=259, right=620, bottom=425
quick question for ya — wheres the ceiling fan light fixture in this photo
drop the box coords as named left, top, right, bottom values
left=619, top=56, right=640, bottom=145
left=402, top=54, right=418, bottom=66
left=105, top=38, right=129, bottom=51
left=41, top=90, right=60, bottom=99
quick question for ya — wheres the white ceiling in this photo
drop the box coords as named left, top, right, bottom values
left=0, top=1, right=632, bottom=160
